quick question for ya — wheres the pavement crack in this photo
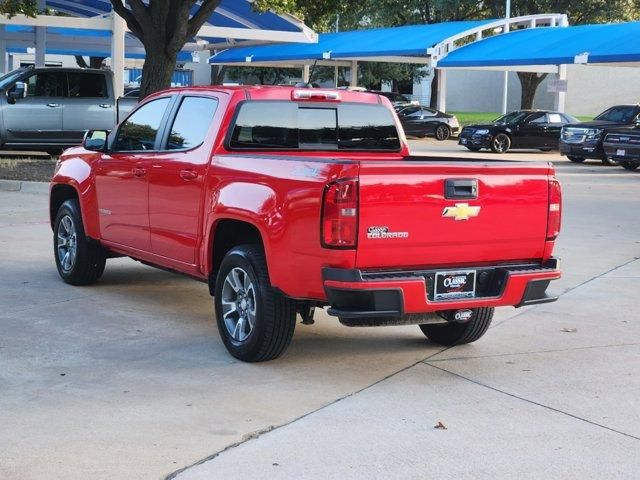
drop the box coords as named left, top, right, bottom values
left=424, top=362, right=640, bottom=442
left=426, top=342, right=640, bottom=362
left=165, top=345, right=455, bottom=480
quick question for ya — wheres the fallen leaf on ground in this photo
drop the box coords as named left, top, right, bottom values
left=434, top=421, right=447, bottom=430
left=561, top=328, right=577, bottom=333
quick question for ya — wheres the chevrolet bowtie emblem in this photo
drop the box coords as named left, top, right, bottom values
left=442, top=203, right=481, bottom=221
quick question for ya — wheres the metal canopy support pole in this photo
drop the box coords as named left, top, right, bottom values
left=554, top=64, right=567, bottom=113
left=111, top=12, right=126, bottom=99
left=350, top=60, right=358, bottom=87
left=436, top=68, right=447, bottom=112
left=302, top=64, right=310, bottom=83
left=0, top=26, right=6, bottom=74
left=501, top=0, right=511, bottom=114
left=35, top=0, right=45, bottom=67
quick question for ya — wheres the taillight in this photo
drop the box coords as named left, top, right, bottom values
left=547, top=178, right=562, bottom=240
left=321, top=179, right=358, bottom=248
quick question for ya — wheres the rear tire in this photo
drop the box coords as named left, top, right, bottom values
left=53, top=199, right=106, bottom=285
left=567, top=156, right=585, bottom=163
left=490, top=133, right=511, bottom=153
left=214, top=245, right=296, bottom=362
left=419, top=308, right=494, bottom=346
left=621, top=161, right=639, bottom=171
left=435, top=124, right=451, bottom=141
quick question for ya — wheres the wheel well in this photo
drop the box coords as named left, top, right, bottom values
left=50, top=184, right=78, bottom=228
left=210, top=219, right=264, bottom=294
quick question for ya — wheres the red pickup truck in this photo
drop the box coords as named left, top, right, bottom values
left=50, top=86, right=562, bottom=362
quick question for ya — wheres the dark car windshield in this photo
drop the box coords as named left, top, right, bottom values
left=0, top=69, right=27, bottom=90
left=229, top=101, right=401, bottom=152
left=595, top=106, right=640, bottom=123
left=493, top=111, right=528, bottom=124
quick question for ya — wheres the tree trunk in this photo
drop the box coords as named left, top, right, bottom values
left=429, top=69, right=439, bottom=109
left=139, top=45, right=176, bottom=99
left=75, top=56, right=106, bottom=69
left=210, top=64, right=226, bottom=85
left=517, top=72, right=548, bottom=109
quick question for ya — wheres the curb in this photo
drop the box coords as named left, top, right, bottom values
left=0, top=179, right=49, bottom=195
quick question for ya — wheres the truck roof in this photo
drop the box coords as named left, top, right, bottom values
left=147, top=85, right=387, bottom=105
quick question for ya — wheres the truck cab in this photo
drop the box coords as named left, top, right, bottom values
left=0, top=66, right=136, bottom=152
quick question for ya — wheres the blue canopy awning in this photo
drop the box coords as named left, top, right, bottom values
left=210, top=20, right=497, bottom=64
left=439, top=22, right=640, bottom=68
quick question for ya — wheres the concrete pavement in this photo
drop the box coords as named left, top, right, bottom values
left=1, top=141, right=639, bottom=479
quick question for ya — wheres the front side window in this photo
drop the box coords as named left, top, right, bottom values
left=113, top=97, right=171, bottom=151
left=24, top=72, right=65, bottom=97
left=165, top=96, right=219, bottom=150
left=229, top=101, right=400, bottom=152
left=67, top=73, right=108, bottom=98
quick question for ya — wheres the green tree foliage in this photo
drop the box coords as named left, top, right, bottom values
left=0, top=0, right=38, bottom=17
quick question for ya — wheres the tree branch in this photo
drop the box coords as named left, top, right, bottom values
left=186, top=0, right=222, bottom=39
left=110, top=0, right=144, bottom=39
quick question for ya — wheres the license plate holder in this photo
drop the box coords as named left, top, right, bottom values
left=434, top=270, right=476, bottom=300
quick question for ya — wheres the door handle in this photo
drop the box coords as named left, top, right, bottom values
left=98, top=104, right=111, bottom=109
left=132, top=167, right=147, bottom=177
left=180, top=169, right=198, bottom=180
left=47, top=103, right=60, bottom=108
left=445, top=179, right=478, bottom=200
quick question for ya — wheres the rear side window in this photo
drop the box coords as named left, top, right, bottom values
left=67, top=73, right=107, bottom=98
left=166, top=96, right=218, bottom=150
left=228, top=101, right=401, bottom=151
left=113, top=97, right=171, bottom=151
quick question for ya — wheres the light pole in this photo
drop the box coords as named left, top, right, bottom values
left=501, top=0, right=511, bottom=114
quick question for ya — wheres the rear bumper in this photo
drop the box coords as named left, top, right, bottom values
left=323, top=259, right=561, bottom=320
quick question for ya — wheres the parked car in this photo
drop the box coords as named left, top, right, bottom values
left=602, top=125, right=640, bottom=170
left=396, top=105, right=460, bottom=140
left=0, top=66, right=137, bottom=153
left=50, top=86, right=562, bottom=362
left=560, top=104, right=640, bottom=165
left=459, top=110, right=578, bottom=153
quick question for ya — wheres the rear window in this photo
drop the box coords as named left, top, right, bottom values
left=228, top=101, right=401, bottom=151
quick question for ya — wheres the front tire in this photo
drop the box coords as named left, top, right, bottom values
left=435, top=124, right=451, bottom=141
left=419, top=308, right=494, bottom=346
left=567, top=156, right=585, bottom=163
left=214, top=245, right=296, bottom=362
left=53, top=199, right=106, bottom=285
left=621, top=161, right=639, bottom=171
left=490, top=133, right=511, bottom=153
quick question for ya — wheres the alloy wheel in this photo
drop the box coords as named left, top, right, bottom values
left=57, top=215, right=77, bottom=273
left=221, top=267, right=257, bottom=343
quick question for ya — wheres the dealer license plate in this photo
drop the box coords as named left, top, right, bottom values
left=617, top=149, right=626, bottom=156
left=434, top=270, right=476, bottom=300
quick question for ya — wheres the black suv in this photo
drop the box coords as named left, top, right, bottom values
left=560, top=105, right=640, bottom=165
left=602, top=124, right=640, bottom=171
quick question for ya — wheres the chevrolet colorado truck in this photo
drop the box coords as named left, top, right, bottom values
left=50, top=86, right=562, bottom=362
left=560, top=104, right=640, bottom=166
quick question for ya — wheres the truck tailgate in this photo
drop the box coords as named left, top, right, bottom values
left=356, top=159, right=552, bottom=269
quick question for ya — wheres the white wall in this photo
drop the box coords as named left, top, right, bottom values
left=431, top=65, right=640, bottom=116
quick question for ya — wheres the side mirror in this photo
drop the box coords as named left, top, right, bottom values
left=83, top=130, right=109, bottom=152
left=7, top=82, right=27, bottom=104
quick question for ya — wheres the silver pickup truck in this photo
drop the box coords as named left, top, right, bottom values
left=0, top=66, right=137, bottom=153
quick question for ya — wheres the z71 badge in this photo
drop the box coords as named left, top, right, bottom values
left=367, top=226, right=409, bottom=239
